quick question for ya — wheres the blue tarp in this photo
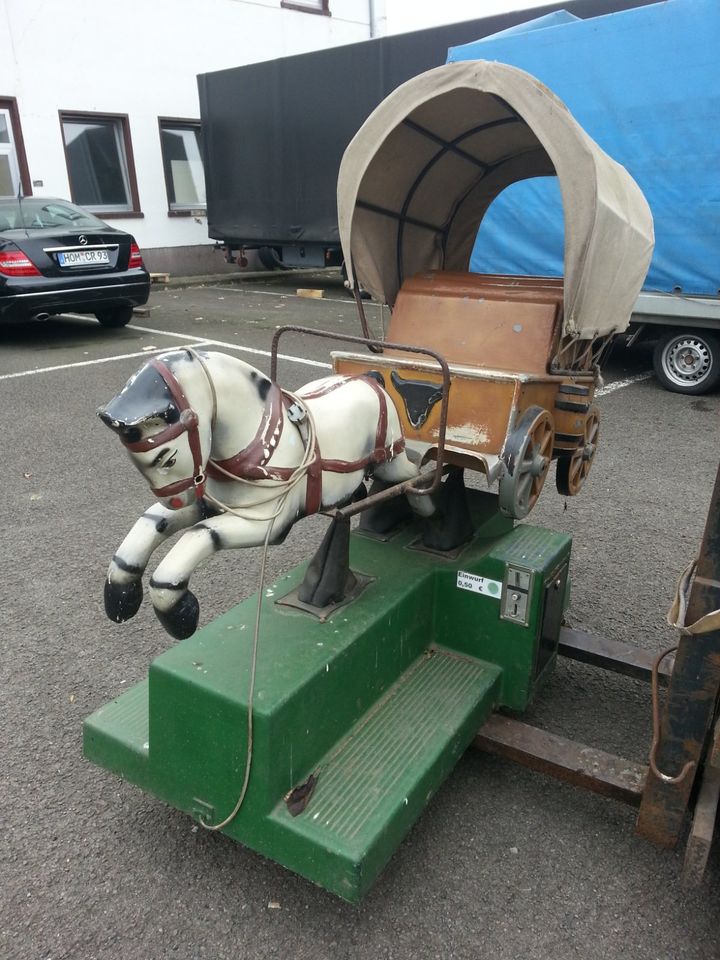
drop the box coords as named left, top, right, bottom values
left=447, top=0, right=720, bottom=297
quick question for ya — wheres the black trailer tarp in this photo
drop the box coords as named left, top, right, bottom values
left=198, top=0, right=657, bottom=253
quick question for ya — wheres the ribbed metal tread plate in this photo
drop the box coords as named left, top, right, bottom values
left=493, top=524, right=567, bottom=566
left=274, top=649, right=498, bottom=854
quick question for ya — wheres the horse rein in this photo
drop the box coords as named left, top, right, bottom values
left=121, top=352, right=404, bottom=514
left=120, top=357, right=208, bottom=505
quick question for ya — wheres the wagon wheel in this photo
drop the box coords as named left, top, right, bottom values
left=556, top=405, right=600, bottom=496
left=499, top=406, right=554, bottom=520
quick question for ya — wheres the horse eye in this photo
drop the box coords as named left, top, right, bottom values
left=165, top=456, right=176, bottom=469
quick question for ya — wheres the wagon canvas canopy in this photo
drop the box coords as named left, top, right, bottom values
left=338, top=61, right=654, bottom=340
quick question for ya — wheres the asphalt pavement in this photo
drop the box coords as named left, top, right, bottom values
left=2, top=272, right=719, bottom=960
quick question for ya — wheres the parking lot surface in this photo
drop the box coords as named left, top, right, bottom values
left=2, top=273, right=719, bottom=960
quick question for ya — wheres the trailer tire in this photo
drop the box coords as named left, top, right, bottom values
left=653, top=329, right=720, bottom=395
left=257, top=246, right=285, bottom=271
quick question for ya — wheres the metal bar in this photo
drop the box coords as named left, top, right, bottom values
left=710, top=716, right=720, bottom=770
left=354, top=199, right=445, bottom=236
left=681, top=765, right=720, bottom=888
left=636, top=462, right=720, bottom=846
left=269, top=325, right=452, bottom=503
left=402, top=117, right=492, bottom=171
left=351, top=285, right=383, bottom=354
left=558, top=627, right=674, bottom=682
left=473, top=714, right=647, bottom=808
left=330, top=467, right=440, bottom=521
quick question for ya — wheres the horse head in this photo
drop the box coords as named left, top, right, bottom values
left=98, top=350, right=214, bottom=511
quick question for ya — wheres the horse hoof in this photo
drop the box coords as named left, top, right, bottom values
left=104, top=578, right=143, bottom=622
left=154, top=591, right=200, bottom=639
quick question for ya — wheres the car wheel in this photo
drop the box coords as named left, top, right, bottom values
left=95, top=305, right=134, bottom=328
left=652, top=330, right=720, bottom=395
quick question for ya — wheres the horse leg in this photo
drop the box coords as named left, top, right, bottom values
left=148, top=512, right=281, bottom=639
left=105, top=501, right=203, bottom=623
left=374, top=451, right=435, bottom=517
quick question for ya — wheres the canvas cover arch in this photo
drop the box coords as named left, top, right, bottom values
left=337, top=60, right=654, bottom=339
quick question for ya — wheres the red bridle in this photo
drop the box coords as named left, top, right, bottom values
left=121, top=358, right=405, bottom=515
left=121, top=359, right=207, bottom=503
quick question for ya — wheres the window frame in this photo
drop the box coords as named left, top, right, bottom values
left=0, top=96, right=32, bottom=197
left=58, top=110, right=142, bottom=219
left=281, top=0, right=330, bottom=16
left=158, top=116, right=206, bottom=217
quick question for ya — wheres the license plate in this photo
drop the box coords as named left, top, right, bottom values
left=57, top=249, right=110, bottom=267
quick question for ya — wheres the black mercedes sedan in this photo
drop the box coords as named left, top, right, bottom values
left=0, top=197, right=150, bottom=327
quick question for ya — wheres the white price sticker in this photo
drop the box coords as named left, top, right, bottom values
left=456, top=571, right=502, bottom=599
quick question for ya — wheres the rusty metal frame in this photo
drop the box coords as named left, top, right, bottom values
left=270, top=324, right=452, bottom=519
left=473, top=464, right=720, bottom=885
left=682, top=718, right=720, bottom=887
left=636, top=462, right=720, bottom=847
left=558, top=627, right=674, bottom=682
left=474, top=714, right=647, bottom=807
left=473, top=627, right=660, bottom=810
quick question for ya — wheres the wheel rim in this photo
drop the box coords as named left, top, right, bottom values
left=559, top=407, right=600, bottom=496
left=661, top=336, right=713, bottom=388
left=500, top=409, right=554, bottom=518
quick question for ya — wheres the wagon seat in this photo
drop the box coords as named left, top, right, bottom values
left=332, top=268, right=594, bottom=482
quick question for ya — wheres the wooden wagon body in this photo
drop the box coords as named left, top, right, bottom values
left=333, top=61, right=654, bottom=518
left=334, top=270, right=599, bottom=516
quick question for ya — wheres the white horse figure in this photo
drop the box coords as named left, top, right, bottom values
left=98, top=348, right=431, bottom=639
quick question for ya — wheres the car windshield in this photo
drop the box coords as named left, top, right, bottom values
left=0, top=198, right=107, bottom=231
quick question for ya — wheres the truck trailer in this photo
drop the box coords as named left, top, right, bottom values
left=198, top=0, right=720, bottom=394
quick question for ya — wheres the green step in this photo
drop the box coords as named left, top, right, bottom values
left=268, top=647, right=501, bottom=901
left=84, top=680, right=150, bottom=788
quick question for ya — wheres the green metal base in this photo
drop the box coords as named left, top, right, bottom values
left=85, top=491, right=571, bottom=902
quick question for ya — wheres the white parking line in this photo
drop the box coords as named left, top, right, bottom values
left=596, top=372, right=653, bottom=396
left=0, top=321, right=332, bottom=382
left=0, top=341, right=214, bottom=381
left=127, top=323, right=332, bottom=370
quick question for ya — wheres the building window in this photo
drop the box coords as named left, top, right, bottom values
left=0, top=97, right=31, bottom=198
left=59, top=112, right=141, bottom=216
left=159, top=119, right=206, bottom=214
left=281, top=1, right=330, bottom=15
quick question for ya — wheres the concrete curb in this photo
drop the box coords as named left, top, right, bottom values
left=153, top=267, right=342, bottom=290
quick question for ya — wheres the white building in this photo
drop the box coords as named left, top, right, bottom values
left=0, top=0, right=386, bottom=274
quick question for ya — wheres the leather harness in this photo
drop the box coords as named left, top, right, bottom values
left=121, top=360, right=405, bottom=514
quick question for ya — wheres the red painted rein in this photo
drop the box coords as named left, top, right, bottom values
left=121, top=360, right=404, bottom=514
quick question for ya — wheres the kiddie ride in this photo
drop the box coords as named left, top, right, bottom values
left=86, top=62, right=703, bottom=903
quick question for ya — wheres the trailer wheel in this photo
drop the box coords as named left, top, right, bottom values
left=653, top=330, right=720, bottom=395
left=257, top=246, right=285, bottom=271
